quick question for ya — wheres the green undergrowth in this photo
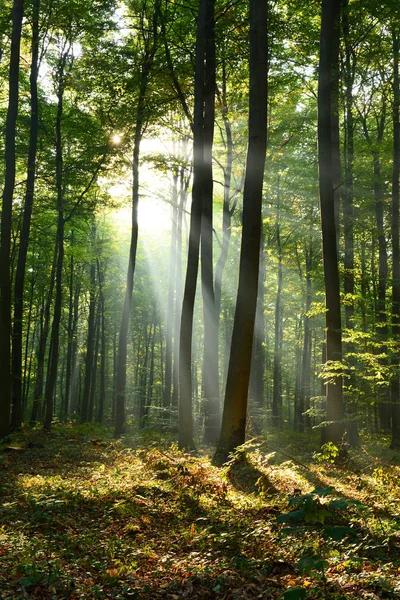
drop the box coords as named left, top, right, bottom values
left=0, top=424, right=399, bottom=599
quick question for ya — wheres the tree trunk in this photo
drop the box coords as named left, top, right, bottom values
left=272, top=184, right=283, bottom=427
left=201, top=0, right=219, bottom=445
left=215, top=0, right=268, bottom=462
left=81, top=257, right=97, bottom=422
left=0, top=0, right=24, bottom=438
left=114, top=0, right=160, bottom=436
left=391, top=28, right=400, bottom=449
left=43, top=49, right=68, bottom=432
left=11, top=0, right=39, bottom=429
left=178, top=0, right=208, bottom=450
left=318, top=0, right=344, bottom=446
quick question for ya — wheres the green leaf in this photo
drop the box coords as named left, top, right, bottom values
left=277, top=509, right=305, bottom=523
left=297, top=554, right=328, bottom=574
left=328, top=498, right=348, bottom=510
left=323, top=525, right=356, bottom=540
left=282, top=587, right=308, bottom=599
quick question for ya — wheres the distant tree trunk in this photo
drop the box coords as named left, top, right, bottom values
left=361, top=105, right=389, bottom=431
left=272, top=184, right=283, bottom=427
left=81, top=258, right=97, bottom=422
left=11, top=0, right=39, bottom=430
left=299, top=241, right=313, bottom=432
left=249, top=237, right=266, bottom=410
left=88, top=308, right=100, bottom=422
left=178, top=0, right=209, bottom=450
left=115, top=0, right=160, bottom=436
left=318, top=0, right=344, bottom=445
left=96, top=259, right=106, bottom=424
left=43, top=49, right=68, bottom=432
left=31, top=254, right=56, bottom=424
left=64, top=234, right=78, bottom=420
left=215, top=0, right=268, bottom=462
left=391, top=28, right=400, bottom=449
left=0, top=0, right=24, bottom=438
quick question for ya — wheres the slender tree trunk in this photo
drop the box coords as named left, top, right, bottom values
left=318, top=0, right=344, bottom=446
left=215, top=0, right=268, bottom=462
left=201, top=0, right=219, bottom=445
left=391, top=28, right=400, bottom=449
left=0, top=0, right=24, bottom=438
left=115, top=1, right=160, bottom=436
left=11, top=0, right=39, bottom=429
left=299, top=242, right=313, bottom=432
left=96, top=259, right=106, bottom=424
left=272, top=183, right=283, bottom=427
left=178, top=0, right=209, bottom=450
left=81, top=258, right=97, bottom=422
left=172, top=162, right=185, bottom=409
left=43, top=50, right=68, bottom=432
left=163, top=169, right=178, bottom=410
left=31, top=254, right=56, bottom=424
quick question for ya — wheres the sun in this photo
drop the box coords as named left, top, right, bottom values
left=112, top=133, right=122, bottom=145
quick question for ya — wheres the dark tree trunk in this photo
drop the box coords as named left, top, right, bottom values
left=178, top=0, right=209, bottom=450
left=11, top=0, right=39, bottom=429
left=0, top=0, right=24, bottom=438
left=215, top=0, right=268, bottom=462
left=391, top=28, right=400, bottom=449
left=318, top=0, right=344, bottom=446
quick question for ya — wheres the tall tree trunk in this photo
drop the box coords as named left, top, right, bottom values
left=272, top=182, right=283, bottom=427
left=318, top=0, right=344, bottom=446
left=201, top=0, right=219, bottom=445
left=178, top=0, right=208, bottom=450
left=81, top=257, right=97, bottom=422
left=114, top=1, right=160, bottom=436
left=215, top=0, right=268, bottom=462
left=342, top=0, right=358, bottom=446
left=11, top=0, right=39, bottom=429
left=43, top=49, right=68, bottom=432
left=96, top=259, right=106, bottom=424
left=31, top=253, right=56, bottom=424
left=0, top=0, right=24, bottom=438
left=299, top=241, right=313, bottom=432
left=391, top=28, right=400, bottom=449
left=163, top=169, right=178, bottom=411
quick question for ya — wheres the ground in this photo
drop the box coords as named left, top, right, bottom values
left=0, top=424, right=400, bottom=599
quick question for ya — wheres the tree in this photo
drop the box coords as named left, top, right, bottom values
left=114, top=0, right=161, bottom=437
left=318, top=0, right=345, bottom=445
left=0, top=0, right=24, bottom=438
left=215, top=0, right=268, bottom=462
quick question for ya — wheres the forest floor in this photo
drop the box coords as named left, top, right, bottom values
left=0, top=424, right=400, bottom=600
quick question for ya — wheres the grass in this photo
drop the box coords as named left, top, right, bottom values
left=0, top=424, right=400, bottom=599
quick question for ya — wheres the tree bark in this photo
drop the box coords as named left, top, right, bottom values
left=0, top=0, right=24, bottom=438
left=215, top=0, right=268, bottom=462
left=318, top=0, right=344, bottom=446
left=11, top=0, right=39, bottom=429
left=391, top=28, right=400, bottom=449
